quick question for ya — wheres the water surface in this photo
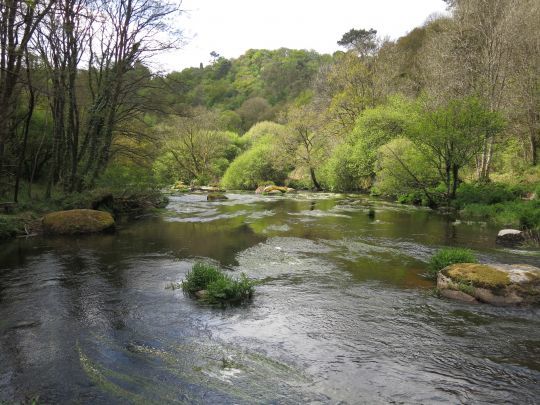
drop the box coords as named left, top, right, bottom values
left=1, top=192, right=539, bottom=403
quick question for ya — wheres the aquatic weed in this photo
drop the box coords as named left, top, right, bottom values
left=182, top=262, right=254, bottom=304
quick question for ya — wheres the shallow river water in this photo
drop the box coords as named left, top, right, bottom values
left=1, top=192, right=539, bottom=404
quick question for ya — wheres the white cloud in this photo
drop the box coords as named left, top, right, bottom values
left=155, top=0, right=448, bottom=71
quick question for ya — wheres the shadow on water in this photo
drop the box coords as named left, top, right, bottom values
left=0, top=192, right=539, bottom=403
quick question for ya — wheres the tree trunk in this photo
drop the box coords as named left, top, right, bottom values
left=310, top=167, right=321, bottom=191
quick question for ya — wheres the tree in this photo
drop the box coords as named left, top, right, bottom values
left=284, top=105, right=329, bottom=190
left=409, top=98, right=504, bottom=199
left=337, top=28, right=378, bottom=57
left=156, top=110, right=239, bottom=184
left=0, top=0, right=55, bottom=197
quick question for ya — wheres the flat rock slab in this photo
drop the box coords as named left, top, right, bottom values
left=42, top=209, right=115, bottom=235
left=438, top=263, right=540, bottom=306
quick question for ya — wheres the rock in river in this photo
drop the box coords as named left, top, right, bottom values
left=437, top=263, right=540, bottom=306
left=207, top=193, right=228, bottom=201
left=42, top=209, right=115, bottom=235
left=496, top=229, right=524, bottom=245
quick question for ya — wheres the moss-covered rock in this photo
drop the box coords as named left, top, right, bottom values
left=255, top=185, right=295, bottom=194
left=438, top=263, right=540, bottom=306
left=42, top=209, right=115, bottom=235
left=207, top=193, right=228, bottom=201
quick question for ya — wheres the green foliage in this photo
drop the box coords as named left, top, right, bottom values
left=241, top=121, right=289, bottom=146
left=95, top=164, right=162, bottom=192
left=182, top=262, right=254, bottom=304
left=320, top=96, right=416, bottom=192
left=461, top=200, right=540, bottom=231
left=454, top=182, right=525, bottom=207
left=221, top=125, right=292, bottom=190
left=0, top=215, right=24, bottom=240
left=182, top=262, right=224, bottom=293
left=375, top=137, right=439, bottom=199
left=206, top=273, right=254, bottom=304
left=427, top=248, right=477, bottom=279
left=221, top=140, right=290, bottom=190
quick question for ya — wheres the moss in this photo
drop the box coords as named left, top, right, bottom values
left=42, top=209, right=115, bottom=235
left=445, top=263, right=511, bottom=289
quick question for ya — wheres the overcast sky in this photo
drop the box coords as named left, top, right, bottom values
left=156, top=0, right=448, bottom=71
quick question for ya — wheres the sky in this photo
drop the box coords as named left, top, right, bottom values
left=156, top=0, right=449, bottom=71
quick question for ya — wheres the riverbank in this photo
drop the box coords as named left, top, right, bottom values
left=0, top=188, right=168, bottom=241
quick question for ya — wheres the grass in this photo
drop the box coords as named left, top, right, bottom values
left=182, top=262, right=254, bottom=304
left=427, top=247, right=477, bottom=279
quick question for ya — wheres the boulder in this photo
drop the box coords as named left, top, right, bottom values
left=255, top=185, right=294, bottom=194
left=42, top=209, right=115, bottom=235
left=207, top=193, right=228, bottom=201
left=496, top=229, right=524, bottom=245
left=437, top=263, right=540, bottom=306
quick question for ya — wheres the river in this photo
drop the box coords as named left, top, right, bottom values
left=1, top=192, right=539, bottom=403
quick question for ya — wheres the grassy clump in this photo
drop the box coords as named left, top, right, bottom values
left=427, top=247, right=477, bottom=279
left=182, top=262, right=254, bottom=304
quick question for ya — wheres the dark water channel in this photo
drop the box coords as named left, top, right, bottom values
left=1, top=192, right=539, bottom=404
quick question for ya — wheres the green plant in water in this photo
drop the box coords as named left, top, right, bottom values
left=427, top=247, right=477, bottom=279
left=182, top=262, right=254, bottom=304
left=182, top=262, right=224, bottom=293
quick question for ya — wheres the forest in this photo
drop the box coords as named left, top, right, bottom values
left=1, top=0, right=539, bottom=236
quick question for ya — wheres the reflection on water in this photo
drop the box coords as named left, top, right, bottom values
left=0, top=192, right=539, bottom=403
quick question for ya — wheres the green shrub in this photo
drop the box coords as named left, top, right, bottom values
left=455, top=182, right=524, bottom=208
left=461, top=200, right=540, bottom=231
left=221, top=138, right=290, bottom=190
left=427, top=248, right=477, bottom=279
left=182, top=262, right=254, bottom=304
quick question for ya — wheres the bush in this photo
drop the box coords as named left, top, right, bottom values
left=182, top=262, right=254, bottom=304
left=461, top=200, right=540, bottom=231
left=221, top=138, right=290, bottom=190
left=455, top=182, right=524, bottom=208
left=427, top=248, right=477, bottom=279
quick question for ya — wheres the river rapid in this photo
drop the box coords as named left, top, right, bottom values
left=0, top=192, right=539, bottom=404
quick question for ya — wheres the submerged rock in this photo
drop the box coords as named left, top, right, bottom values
left=207, top=193, right=228, bottom=201
left=437, top=263, right=540, bottom=306
left=42, top=209, right=115, bottom=235
left=496, top=229, right=524, bottom=245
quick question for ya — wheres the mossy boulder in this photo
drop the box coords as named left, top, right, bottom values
left=255, top=185, right=294, bottom=195
left=42, top=209, right=115, bottom=235
left=438, top=263, right=540, bottom=306
left=207, top=193, right=228, bottom=201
